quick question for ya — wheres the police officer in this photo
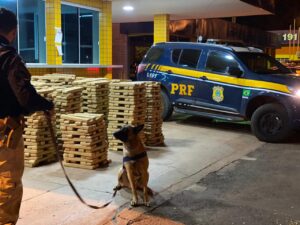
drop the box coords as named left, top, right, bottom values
left=0, top=8, right=54, bottom=224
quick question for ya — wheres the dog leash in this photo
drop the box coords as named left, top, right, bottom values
left=44, top=111, right=115, bottom=209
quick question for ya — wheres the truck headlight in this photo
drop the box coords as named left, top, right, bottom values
left=288, top=87, right=300, bottom=97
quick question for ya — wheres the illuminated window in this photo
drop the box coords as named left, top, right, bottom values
left=0, top=0, right=46, bottom=63
left=61, top=4, right=99, bottom=64
left=18, top=0, right=46, bottom=63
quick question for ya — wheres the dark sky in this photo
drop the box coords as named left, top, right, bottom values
left=237, top=0, right=300, bottom=31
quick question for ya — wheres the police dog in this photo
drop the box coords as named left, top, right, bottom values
left=113, top=124, right=152, bottom=207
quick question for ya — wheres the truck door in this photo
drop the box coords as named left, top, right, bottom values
left=167, top=48, right=203, bottom=109
left=194, top=50, right=244, bottom=115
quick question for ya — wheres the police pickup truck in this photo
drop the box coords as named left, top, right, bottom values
left=137, top=42, right=300, bottom=142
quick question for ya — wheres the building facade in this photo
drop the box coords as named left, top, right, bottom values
left=0, top=0, right=114, bottom=78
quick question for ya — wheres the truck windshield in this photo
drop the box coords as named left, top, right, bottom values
left=236, top=52, right=292, bottom=74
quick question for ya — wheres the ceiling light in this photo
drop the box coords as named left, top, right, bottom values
left=123, top=5, right=134, bottom=11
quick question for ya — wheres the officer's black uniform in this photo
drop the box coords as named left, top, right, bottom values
left=0, top=35, right=53, bottom=118
left=0, top=34, right=53, bottom=225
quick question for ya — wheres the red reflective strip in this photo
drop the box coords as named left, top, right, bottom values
left=87, top=68, right=99, bottom=72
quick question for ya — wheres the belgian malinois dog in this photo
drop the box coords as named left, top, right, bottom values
left=113, top=124, right=152, bottom=207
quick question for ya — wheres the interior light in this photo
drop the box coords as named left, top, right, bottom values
left=123, top=5, right=134, bottom=11
left=296, top=89, right=300, bottom=97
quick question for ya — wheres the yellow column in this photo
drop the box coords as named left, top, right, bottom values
left=100, top=1, right=112, bottom=78
left=154, top=14, right=170, bottom=44
left=46, top=0, right=62, bottom=65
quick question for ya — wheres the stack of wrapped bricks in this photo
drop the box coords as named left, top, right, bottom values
left=31, top=73, right=76, bottom=88
left=60, top=113, right=109, bottom=169
left=144, top=82, right=165, bottom=146
left=108, top=82, right=146, bottom=151
left=73, top=78, right=110, bottom=117
left=24, top=89, right=56, bottom=167
left=52, top=87, right=83, bottom=155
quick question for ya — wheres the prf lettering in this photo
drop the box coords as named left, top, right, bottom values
left=171, top=83, right=195, bottom=96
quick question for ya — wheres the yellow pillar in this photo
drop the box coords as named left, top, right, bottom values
left=46, top=0, right=62, bottom=65
left=99, top=1, right=112, bottom=78
left=154, top=14, right=170, bottom=44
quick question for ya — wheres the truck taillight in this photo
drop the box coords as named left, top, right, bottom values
left=137, top=64, right=146, bottom=74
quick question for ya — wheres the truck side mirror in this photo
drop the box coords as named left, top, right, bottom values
left=228, top=67, right=243, bottom=77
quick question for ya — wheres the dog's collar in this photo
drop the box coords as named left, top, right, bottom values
left=123, top=151, right=147, bottom=164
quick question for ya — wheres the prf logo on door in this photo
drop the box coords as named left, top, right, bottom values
left=170, top=83, right=195, bottom=96
left=212, top=86, right=224, bottom=102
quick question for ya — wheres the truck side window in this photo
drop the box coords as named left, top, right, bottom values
left=143, top=47, right=164, bottom=63
left=178, top=49, right=201, bottom=69
left=205, top=51, right=240, bottom=75
left=172, top=49, right=181, bottom=64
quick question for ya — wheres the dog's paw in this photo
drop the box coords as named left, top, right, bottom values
left=130, top=199, right=138, bottom=207
left=144, top=201, right=151, bottom=207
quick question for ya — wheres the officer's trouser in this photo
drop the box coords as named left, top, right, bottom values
left=0, top=136, right=24, bottom=225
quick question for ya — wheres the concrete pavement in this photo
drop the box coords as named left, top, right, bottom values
left=151, top=141, right=300, bottom=225
left=18, top=114, right=264, bottom=225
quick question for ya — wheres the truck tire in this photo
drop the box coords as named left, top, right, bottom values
left=251, top=103, right=292, bottom=143
left=161, top=90, right=173, bottom=121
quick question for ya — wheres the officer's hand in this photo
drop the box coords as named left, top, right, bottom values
left=44, top=109, right=55, bottom=118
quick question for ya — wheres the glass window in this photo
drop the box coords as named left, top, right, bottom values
left=62, top=5, right=79, bottom=63
left=143, top=47, right=164, bottom=63
left=205, top=51, right=240, bottom=75
left=172, top=49, right=181, bottom=64
left=178, top=49, right=201, bottom=69
left=0, top=1, right=17, bottom=13
left=0, top=0, right=18, bottom=50
left=62, top=4, right=99, bottom=64
left=0, top=0, right=46, bottom=63
left=18, top=0, right=46, bottom=63
left=80, top=8, right=99, bottom=64
left=236, top=52, right=291, bottom=74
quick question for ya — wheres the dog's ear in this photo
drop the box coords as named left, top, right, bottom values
left=133, top=124, right=144, bottom=134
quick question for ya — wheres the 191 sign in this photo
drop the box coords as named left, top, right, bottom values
left=283, top=33, right=298, bottom=41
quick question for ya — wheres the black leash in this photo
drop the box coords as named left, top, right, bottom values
left=44, top=111, right=116, bottom=209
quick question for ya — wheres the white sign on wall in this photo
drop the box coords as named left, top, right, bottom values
left=55, top=27, right=63, bottom=56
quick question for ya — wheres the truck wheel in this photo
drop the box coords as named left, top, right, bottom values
left=161, top=90, right=173, bottom=121
left=251, top=103, right=292, bottom=143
